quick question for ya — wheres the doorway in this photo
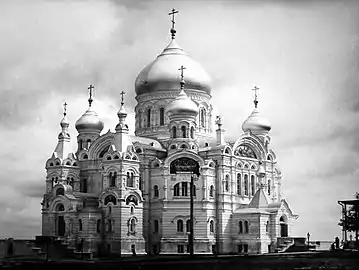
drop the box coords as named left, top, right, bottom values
left=279, top=216, right=288, bottom=237
left=58, top=216, right=65, bottom=237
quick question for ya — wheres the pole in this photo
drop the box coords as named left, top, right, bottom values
left=189, top=174, right=194, bottom=256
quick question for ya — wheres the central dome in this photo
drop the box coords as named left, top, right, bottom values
left=135, top=39, right=212, bottom=96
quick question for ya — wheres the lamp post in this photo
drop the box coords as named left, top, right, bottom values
left=189, top=174, right=195, bottom=256
left=307, top=232, right=310, bottom=248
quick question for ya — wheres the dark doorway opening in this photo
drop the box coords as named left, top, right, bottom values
left=58, top=216, right=65, bottom=237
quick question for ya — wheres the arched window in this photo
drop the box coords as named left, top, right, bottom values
left=181, top=126, right=186, bottom=138
left=153, top=185, right=159, bottom=198
left=83, top=154, right=88, bottom=160
left=177, top=220, right=183, bottom=232
left=147, top=108, right=151, bottom=127
left=251, top=175, right=255, bottom=196
left=97, top=219, right=101, bottom=233
left=130, top=218, right=136, bottom=233
left=200, top=108, right=206, bottom=128
left=181, top=182, right=188, bottom=196
left=186, top=220, right=191, bottom=232
left=209, top=185, right=214, bottom=197
left=237, top=173, right=241, bottom=195
left=154, top=220, right=159, bottom=234
left=160, top=108, right=165, bottom=126
left=244, top=221, right=249, bottom=233
left=210, top=220, right=214, bottom=233
left=109, top=172, right=116, bottom=187
left=86, top=139, right=91, bottom=149
left=244, top=175, right=249, bottom=196
left=55, top=203, right=65, bottom=211
left=55, top=177, right=58, bottom=183
left=266, top=220, right=269, bottom=233
left=104, top=195, right=117, bottom=205
left=127, top=172, right=134, bottom=187
left=174, top=183, right=180, bottom=196
left=190, top=127, right=194, bottom=139
left=70, top=177, right=74, bottom=189
left=224, top=175, right=229, bottom=192
left=239, top=221, right=243, bottom=234
left=172, top=126, right=177, bottom=138
left=268, top=180, right=271, bottom=195
left=79, top=219, right=83, bottom=231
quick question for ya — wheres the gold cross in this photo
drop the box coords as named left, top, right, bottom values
left=252, top=85, right=259, bottom=108
left=168, top=8, right=179, bottom=39
left=63, top=102, right=67, bottom=116
left=88, top=84, right=94, bottom=107
left=120, top=90, right=126, bottom=105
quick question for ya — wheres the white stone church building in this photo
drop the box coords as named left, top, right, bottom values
left=41, top=13, right=298, bottom=255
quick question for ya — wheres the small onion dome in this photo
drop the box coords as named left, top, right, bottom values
left=75, top=107, right=104, bottom=133
left=60, top=114, right=69, bottom=129
left=167, top=89, right=198, bottom=118
left=242, top=108, right=271, bottom=134
left=135, top=39, right=212, bottom=96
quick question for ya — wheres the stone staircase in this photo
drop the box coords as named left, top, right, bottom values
left=276, top=237, right=315, bottom=253
left=275, top=237, right=295, bottom=253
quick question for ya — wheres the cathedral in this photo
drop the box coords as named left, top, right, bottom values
left=41, top=10, right=298, bottom=256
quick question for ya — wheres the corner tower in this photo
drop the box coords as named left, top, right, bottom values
left=134, top=9, right=214, bottom=143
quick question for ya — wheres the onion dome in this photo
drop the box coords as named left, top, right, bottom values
left=75, top=85, right=104, bottom=133
left=167, top=89, right=198, bottom=118
left=242, top=86, right=271, bottom=134
left=135, top=39, right=212, bottom=96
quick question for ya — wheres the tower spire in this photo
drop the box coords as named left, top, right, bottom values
left=252, top=85, right=259, bottom=108
left=178, top=65, right=186, bottom=90
left=60, top=101, right=69, bottom=131
left=168, top=8, right=179, bottom=39
left=88, top=84, right=94, bottom=107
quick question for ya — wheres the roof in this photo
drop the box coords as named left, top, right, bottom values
left=338, top=199, right=359, bottom=206
left=130, top=135, right=165, bottom=150
left=248, top=188, right=270, bottom=208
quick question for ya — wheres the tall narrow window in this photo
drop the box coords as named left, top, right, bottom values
left=154, top=220, right=159, bottom=234
left=190, top=127, right=194, bottom=139
left=79, top=219, right=83, bottom=231
left=237, top=173, right=241, bottom=195
left=209, top=185, right=214, bottom=197
left=210, top=220, right=214, bottom=233
left=86, top=139, right=91, bottom=149
left=70, top=177, right=74, bottom=189
left=172, top=126, right=177, bottom=138
left=239, top=221, right=243, bottom=233
left=225, top=175, right=229, bottom=192
left=268, top=180, right=271, bottom=195
left=127, top=172, right=134, bottom=187
left=244, top=221, right=249, bottom=233
left=177, top=220, right=183, bottom=232
left=139, top=176, right=143, bottom=191
left=251, top=175, right=255, bottom=196
left=97, top=219, right=101, bottom=233
left=244, top=175, right=248, bottom=196
left=147, top=108, right=151, bottom=127
left=182, top=182, right=188, bottom=196
left=78, top=139, right=83, bottom=150
left=200, top=109, right=205, bottom=127
left=174, top=183, right=180, bottom=196
left=81, top=178, right=88, bottom=193
left=181, top=126, right=186, bottom=138
left=191, top=185, right=196, bottom=197
left=130, top=219, right=136, bottom=233
left=160, top=108, right=165, bottom=126
left=110, top=172, right=116, bottom=187
left=154, top=185, right=159, bottom=198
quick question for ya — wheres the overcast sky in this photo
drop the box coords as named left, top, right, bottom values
left=0, top=0, right=358, bottom=241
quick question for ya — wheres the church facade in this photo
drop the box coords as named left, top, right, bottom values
left=41, top=13, right=298, bottom=255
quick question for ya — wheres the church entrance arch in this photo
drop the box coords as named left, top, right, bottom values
left=279, top=216, right=288, bottom=237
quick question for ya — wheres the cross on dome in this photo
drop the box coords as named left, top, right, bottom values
left=88, top=84, right=94, bottom=107
left=168, top=8, right=179, bottom=39
left=63, top=102, right=67, bottom=116
left=178, top=65, right=186, bottom=89
left=120, top=90, right=126, bottom=106
left=252, top=85, right=259, bottom=108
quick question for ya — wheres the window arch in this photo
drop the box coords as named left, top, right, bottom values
left=244, top=221, right=249, bottom=233
left=181, top=126, right=186, bottom=138
left=172, top=126, right=177, bottom=138
left=244, top=175, right=249, bottom=196
left=66, top=161, right=71, bottom=166
left=55, top=203, right=65, bottom=212
left=209, top=185, right=214, bottom=197
left=190, top=127, right=194, bottom=139
left=251, top=175, right=255, bottom=195
left=239, top=221, right=243, bottom=234
left=160, top=108, right=165, bottom=126
left=104, top=195, right=117, bottom=205
left=153, top=185, right=159, bottom=198
left=56, top=187, right=64, bottom=196
left=209, top=220, right=214, bottom=233
left=177, top=220, right=183, bottom=232
left=83, top=154, right=88, bottom=160
left=237, top=173, right=241, bottom=195
left=147, top=108, right=151, bottom=127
